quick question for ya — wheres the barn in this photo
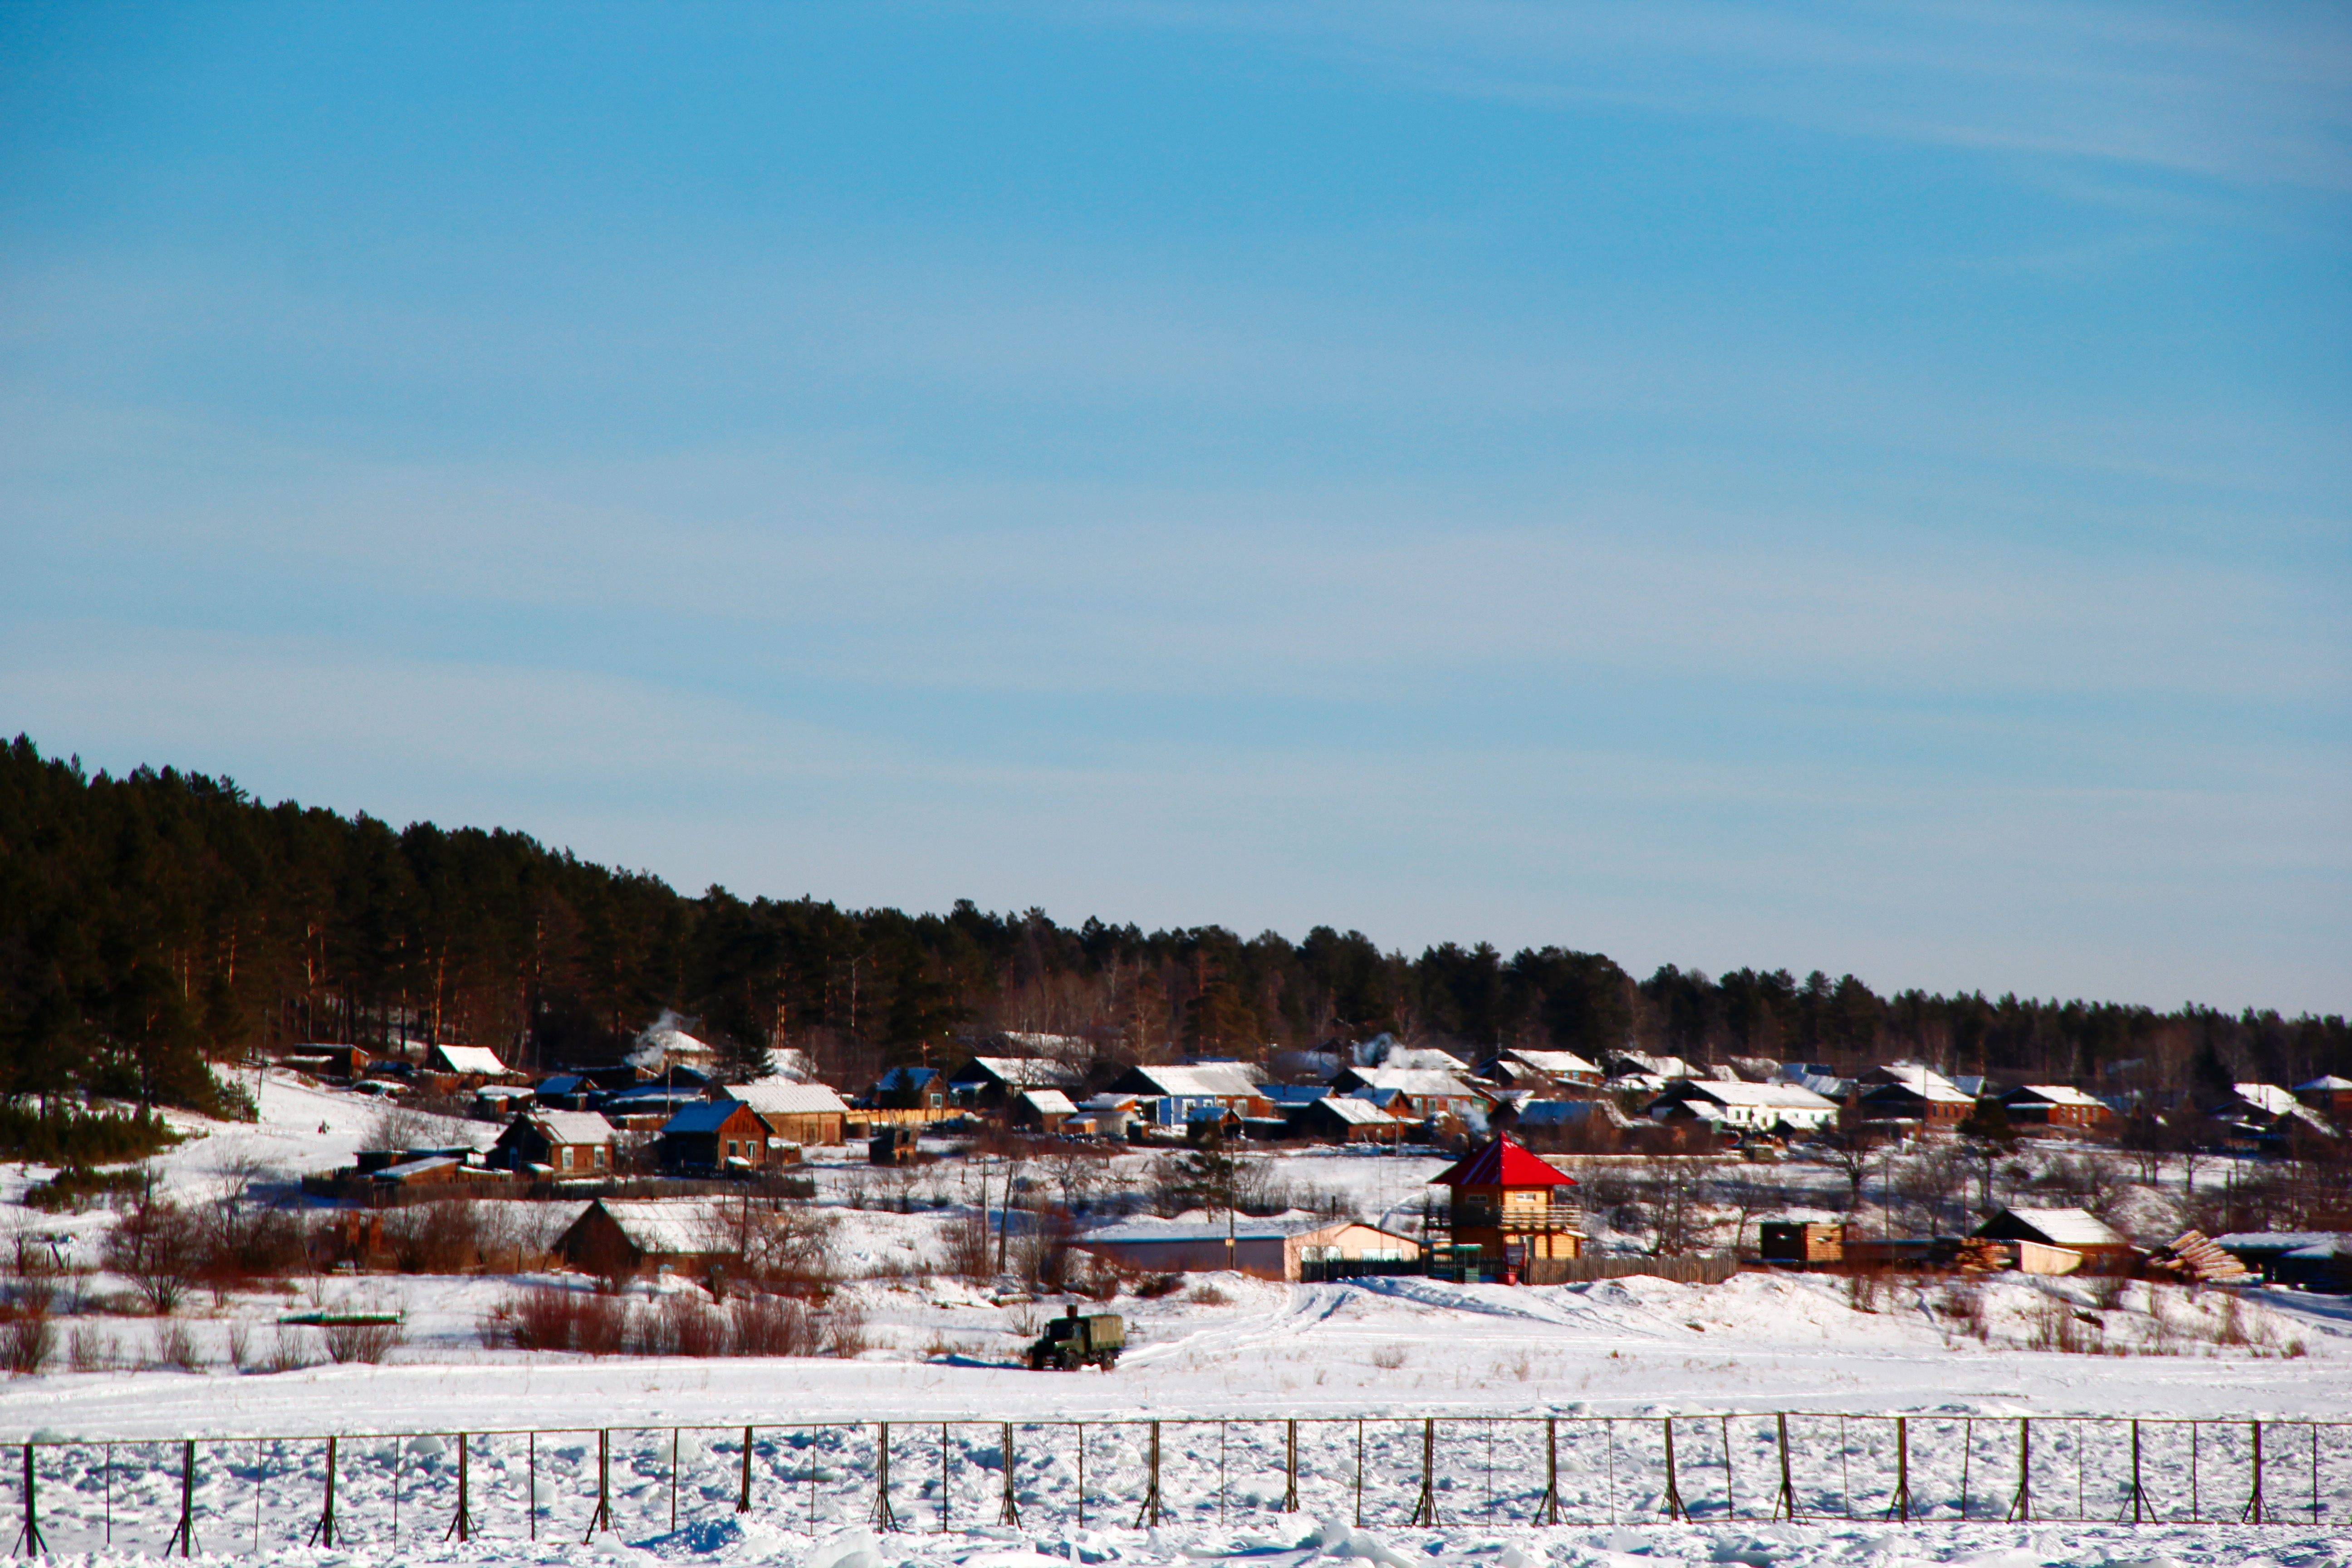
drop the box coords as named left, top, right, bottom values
left=1072, top=1215, right=1420, bottom=1282
left=1972, top=1206, right=2137, bottom=1274
left=555, top=1198, right=730, bottom=1282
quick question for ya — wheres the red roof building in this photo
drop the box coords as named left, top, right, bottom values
left=1427, top=1134, right=1584, bottom=1275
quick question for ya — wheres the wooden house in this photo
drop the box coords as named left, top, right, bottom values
left=1425, top=1134, right=1585, bottom=1272
left=1292, top=1094, right=1405, bottom=1145
left=1073, top=1215, right=1419, bottom=1282
left=555, top=1198, right=730, bottom=1282
left=2293, top=1077, right=2352, bottom=1122
left=1972, top=1205, right=2136, bottom=1274
left=722, top=1082, right=850, bottom=1146
left=1758, top=1221, right=1845, bottom=1267
left=1326, top=1067, right=1489, bottom=1123
left=1110, top=1064, right=1274, bottom=1125
left=1856, top=1066, right=1974, bottom=1130
left=1009, top=1088, right=1077, bottom=1133
left=949, top=1055, right=1084, bottom=1111
left=490, top=1109, right=615, bottom=1176
left=657, top=1101, right=778, bottom=1173
left=1997, top=1084, right=2112, bottom=1130
left=423, top=1044, right=515, bottom=1087
left=872, top=1066, right=948, bottom=1111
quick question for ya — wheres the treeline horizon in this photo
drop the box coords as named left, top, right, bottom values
left=2, top=735, right=2344, bottom=1115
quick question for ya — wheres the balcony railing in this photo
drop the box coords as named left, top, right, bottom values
left=1428, top=1198, right=1585, bottom=1233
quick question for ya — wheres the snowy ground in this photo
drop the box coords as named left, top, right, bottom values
left=1, top=1075, right=2346, bottom=1564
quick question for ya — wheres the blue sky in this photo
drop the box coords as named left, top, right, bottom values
left=2, top=2, right=2346, bottom=1011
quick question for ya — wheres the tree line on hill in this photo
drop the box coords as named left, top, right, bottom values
left=1, top=735, right=2344, bottom=1117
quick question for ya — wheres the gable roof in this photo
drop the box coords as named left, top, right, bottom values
left=1980, top=1205, right=2127, bottom=1250
left=428, top=1044, right=508, bottom=1075
left=1500, top=1049, right=1602, bottom=1078
left=583, top=1199, right=725, bottom=1255
left=954, top=1056, right=1083, bottom=1089
left=660, top=1101, right=760, bottom=1135
left=525, top=1110, right=613, bottom=1144
left=1123, top=1063, right=1265, bottom=1098
left=1340, top=1067, right=1485, bottom=1098
left=1430, top=1134, right=1576, bottom=1189
left=2235, top=1083, right=2299, bottom=1116
left=1861, top=1066, right=1973, bottom=1104
left=2004, top=1084, right=2103, bottom=1108
left=875, top=1066, right=940, bottom=1092
left=1665, top=1080, right=1839, bottom=1111
left=2295, top=1076, right=2352, bottom=1093
left=723, top=1082, right=850, bottom=1117
left=1309, top=1096, right=1396, bottom=1126
left=1018, top=1089, right=1078, bottom=1116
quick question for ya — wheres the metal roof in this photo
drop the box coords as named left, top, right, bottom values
left=1665, top=1080, right=1839, bottom=1110
left=527, top=1111, right=614, bottom=1143
left=723, top=1083, right=850, bottom=1116
left=955, top=1056, right=1083, bottom=1088
left=1309, top=1096, right=1396, bottom=1125
left=2004, top=1084, right=2103, bottom=1107
left=1124, top=1064, right=1265, bottom=1098
left=1430, top=1134, right=1577, bottom=1189
left=1984, top=1206, right=2127, bottom=1249
left=428, top=1045, right=509, bottom=1075
left=661, top=1101, right=757, bottom=1135
left=1018, top=1089, right=1078, bottom=1115
left=1501, top=1049, right=1601, bottom=1078
left=588, top=1199, right=728, bottom=1255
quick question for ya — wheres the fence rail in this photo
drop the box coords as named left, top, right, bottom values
left=4, top=1413, right=2341, bottom=1555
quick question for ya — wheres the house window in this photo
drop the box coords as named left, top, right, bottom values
left=726, top=1139, right=739, bottom=1158
left=560, top=1147, right=574, bottom=1170
left=593, top=1146, right=608, bottom=1167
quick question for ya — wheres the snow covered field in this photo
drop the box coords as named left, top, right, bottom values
left=1, top=1075, right=2347, bottom=1564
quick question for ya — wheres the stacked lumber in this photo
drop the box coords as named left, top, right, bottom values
left=1953, top=1238, right=2015, bottom=1274
left=2145, top=1230, right=2251, bottom=1283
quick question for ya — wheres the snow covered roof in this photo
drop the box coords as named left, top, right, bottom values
left=1019, top=1089, right=1078, bottom=1116
left=1664, top=1080, right=1839, bottom=1111
left=428, top=1045, right=509, bottom=1075
left=1309, top=1096, right=1395, bottom=1126
left=1078, top=1213, right=1392, bottom=1245
left=1376, top=1047, right=1470, bottom=1073
left=1607, top=1051, right=1690, bottom=1079
left=1125, top=1064, right=1265, bottom=1098
left=724, top=1083, right=850, bottom=1117
left=1985, top=1206, right=2127, bottom=1249
left=956, top=1056, right=1083, bottom=1089
left=1077, top=1093, right=1138, bottom=1111
left=2211, top=1231, right=2350, bottom=1254
left=527, top=1110, right=613, bottom=1143
left=1863, top=1066, right=1973, bottom=1104
left=1344, top=1068, right=1484, bottom=1097
left=2295, top=1076, right=2352, bottom=1092
left=2234, top=1083, right=2298, bottom=1116
left=588, top=1200, right=725, bottom=1255
left=874, top=1067, right=940, bottom=1092
left=1502, top=1049, right=1601, bottom=1078
left=1431, top=1134, right=1576, bottom=1189
left=2005, top=1084, right=2103, bottom=1108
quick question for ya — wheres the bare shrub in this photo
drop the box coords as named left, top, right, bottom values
left=729, top=1293, right=819, bottom=1357
left=264, top=1325, right=314, bottom=1374
left=574, top=1294, right=628, bottom=1357
left=2, top=1313, right=55, bottom=1376
left=321, top=1319, right=401, bottom=1364
left=1186, top=1282, right=1231, bottom=1306
left=1368, top=1344, right=1407, bottom=1371
left=944, top=1206, right=993, bottom=1282
left=226, top=1317, right=253, bottom=1371
left=497, top=1286, right=590, bottom=1352
left=821, top=1300, right=870, bottom=1359
left=380, top=1202, right=485, bottom=1274
left=1132, top=1272, right=1183, bottom=1299
left=107, top=1193, right=203, bottom=1315
left=1936, top=1280, right=1988, bottom=1341
left=67, top=1323, right=113, bottom=1373
left=152, top=1318, right=200, bottom=1371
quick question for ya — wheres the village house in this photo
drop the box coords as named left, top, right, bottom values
left=1068, top=1093, right=1140, bottom=1138
left=1472, top=1048, right=1603, bottom=1089
left=870, top=1066, right=948, bottom=1110
left=949, top=1055, right=1084, bottom=1111
left=1425, top=1133, right=1585, bottom=1276
left=1290, top=1093, right=1405, bottom=1145
left=423, top=1044, right=516, bottom=1087
left=2293, top=1076, right=2352, bottom=1122
left=1110, top=1063, right=1274, bottom=1125
left=1972, top=1205, right=2137, bottom=1274
left=1326, top=1066, right=1488, bottom=1122
left=657, top=1100, right=777, bottom=1173
left=282, top=1043, right=371, bottom=1081
left=722, top=1081, right=850, bottom=1145
left=1009, top=1088, right=1077, bottom=1133
left=490, top=1109, right=615, bottom=1176
left=555, top=1198, right=731, bottom=1282
left=1997, top=1084, right=2112, bottom=1130
left=1645, top=1079, right=1839, bottom=1134
left=1855, top=1065, right=1975, bottom=1130
left=1072, top=1215, right=1420, bottom=1282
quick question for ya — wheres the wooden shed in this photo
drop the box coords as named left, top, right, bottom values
left=724, top=1082, right=850, bottom=1146
left=658, top=1101, right=777, bottom=1173
left=1072, top=1216, right=1420, bottom=1282
left=1973, top=1206, right=2137, bottom=1273
left=1426, top=1134, right=1585, bottom=1270
left=1009, top=1088, right=1077, bottom=1133
left=1291, top=1095, right=1405, bottom=1145
left=1759, top=1221, right=1844, bottom=1267
left=555, top=1198, right=730, bottom=1282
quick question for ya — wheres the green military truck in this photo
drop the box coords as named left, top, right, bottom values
left=1027, top=1305, right=1124, bottom=1370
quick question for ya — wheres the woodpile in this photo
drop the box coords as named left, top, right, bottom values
left=2144, top=1230, right=2252, bottom=1284
left=1953, top=1238, right=2014, bottom=1274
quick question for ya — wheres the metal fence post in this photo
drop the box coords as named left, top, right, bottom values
left=2244, top=1421, right=2266, bottom=1524
left=1135, top=1421, right=1162, bottom=1529
left=871, top=1424, right=897, bottom=1532
left=2006, top=1419, right=2031, bottom=1523
left=13, top=1442, right=43, bottom=1557
left=169, top=1441, right=196, bottom=1558
left=1661, top=1419, right=1688, bottom=1523
left=938, top=1424, right=949, bottom=1534
left=1888, top=1417, right=1911, bottom=1523
left=1538, top=1418, right=1561, bottom=1526
left=669, top=1429, right=680, bottom=1535
left=1076, top=1425, right=1086, bottom=1530
left=1721, top=1416, right=1735, bottom=1520
left=1282, top=1421, right=1298, bottom=1513
left=1354, top=1420, right=1364, bottom=1528
left=445, top=1432, right=472, bottom=1542
left=1773, top=1415, right=1799, bottom=1521
left=308, top=1436, right=337, bottom=1547
left=739, top=1426, right=755, bottom=1514
left=2118, top=1421, right=2146, bottom=1524
left=998, top=1425, right=1019, bottom=1526
left=528, top=1432, right=537, bottom=1541
left=585, top=1430, right=612, bottom=1539
left=1408, top=1419, right=1437, bottom=1527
